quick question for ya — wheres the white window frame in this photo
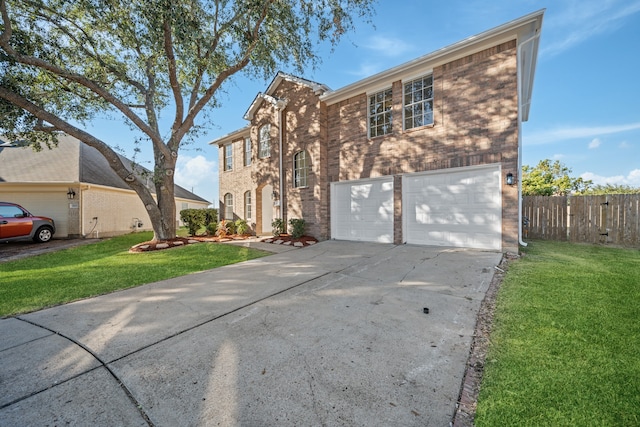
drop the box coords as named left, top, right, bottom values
left=244, top=137, right=251, bottom=166
left=293, top=150, right=309, bottom=188
left=368, top=88, right=393, bottom=138
left=259, top=124, right=271, bottom=158
left=224, top=193, right=234, bottom=220
left=403, top=74, right=434, bottom=130
left=244, top=191, right=252, bottom=220
left=224, top=144, right=233, bottom=171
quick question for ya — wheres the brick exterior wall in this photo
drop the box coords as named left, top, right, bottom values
left=218, top=39, right=521, bottom=252
left=325, top=40, right=520, bottom=251
left=218, top=81, right=326, bottom=237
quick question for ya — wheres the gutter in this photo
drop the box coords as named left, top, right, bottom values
left=516, top=30, right=542, bottom=247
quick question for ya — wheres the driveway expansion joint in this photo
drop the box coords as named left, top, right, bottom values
left=11, top=317, right=155, bottom=427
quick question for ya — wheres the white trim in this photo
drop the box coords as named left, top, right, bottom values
left=400, top=70, right=434, bottom=86
left=321, top=10, right=544, bottom=105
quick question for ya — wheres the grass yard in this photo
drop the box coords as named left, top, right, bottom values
left=476, top=241, right=640, bottom=426
left=0, top=232, right=270, bottom=317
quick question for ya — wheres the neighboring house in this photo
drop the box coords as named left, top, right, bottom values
left=0, top=134, right=210, bottom=238
left=211, top=10, right=544, bottom=253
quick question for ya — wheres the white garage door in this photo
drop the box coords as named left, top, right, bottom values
left=403, top=165, right=501, bottom=250
left=331, top=177, right=394, bottom=243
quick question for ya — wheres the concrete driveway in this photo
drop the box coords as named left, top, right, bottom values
left=0, top=241, right=501, bottom=426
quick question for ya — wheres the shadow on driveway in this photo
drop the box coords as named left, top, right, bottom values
left=0, top=241, right=502, bottom=426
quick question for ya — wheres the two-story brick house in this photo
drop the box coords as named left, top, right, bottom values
left=211, top=10, right=544, bottom=253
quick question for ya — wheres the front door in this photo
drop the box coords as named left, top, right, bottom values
left=261, top=184, right=274, bottom=235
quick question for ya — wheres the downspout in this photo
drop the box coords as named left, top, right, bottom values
left=275, top=99, right=288, bottom=220
left=516, top=31, right=541, bottom=247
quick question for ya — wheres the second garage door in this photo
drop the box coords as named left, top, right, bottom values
left=403, top=165, right=502, bottom=250
left=331, top=177, right=394, bottom=243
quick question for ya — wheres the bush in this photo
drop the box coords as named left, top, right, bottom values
left=235, top=219, right=250, bottom=235
left=288, top=218, right=306, bottom=239
left=271, top=218, right=285, bottom=236
left=180, top=209, right=207, bottom=236
left=203, top=208, right=218, bottom=225
left=205, top=221, right=218, bottom=236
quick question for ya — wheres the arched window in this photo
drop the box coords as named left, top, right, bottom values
left=259, top=124, right=271, bottom=158
left=224, top=193, right=234, bottom=220
left=244, top=191, right=252, bottom=221
left=293, top=150, right=309, bottom=188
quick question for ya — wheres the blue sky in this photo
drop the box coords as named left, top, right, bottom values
left=86, top=0, right=640, bottom=204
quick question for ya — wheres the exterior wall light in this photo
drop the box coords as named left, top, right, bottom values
left=67, top=188, right=76, bottom=199
left=506, top=172, right=515, bottom=186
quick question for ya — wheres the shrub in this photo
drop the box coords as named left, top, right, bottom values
left=203, top=208, right=218, bottom=225
left=288, top=218, right=306, bottom=239
left=205, top=221, right=218, bottom=236
left=235, top=219, right=250, bottom=235
left=180, top=209, right=207, bottom=236
left=226, top=220, right=237, bottom=235
left=271, top=218, right=285, bottom=236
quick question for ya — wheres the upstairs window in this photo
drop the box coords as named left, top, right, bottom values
left=293, top=150, right=309, bottom=188
left=404, top=75, right=434, bottom=130
left=259, top=124, right=271, bottom=158
left=244, top=137, right=252, bottom=166
left=224, top=193, right=233, bottom=220
left=224, top=144, right=233, bottom=171
left=368, top=88, right=393, bottom=137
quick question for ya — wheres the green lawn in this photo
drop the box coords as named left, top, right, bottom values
left=476, top=241, right=640, bottom=426
left=0, top=232, right=270, bottom=317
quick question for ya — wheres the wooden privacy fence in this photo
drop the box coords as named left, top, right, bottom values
left=522, top=195, right=640, bottom=247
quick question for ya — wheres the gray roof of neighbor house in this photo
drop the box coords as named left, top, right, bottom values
left=0, top=134, right=209, bottom=203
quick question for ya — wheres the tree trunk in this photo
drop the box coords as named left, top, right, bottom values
left=151, top=158, right=178, bottom=241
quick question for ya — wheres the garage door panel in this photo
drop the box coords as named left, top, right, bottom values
left=331, top=178, right=394, bottom=244
left=403, top=166, right=501, bottom=250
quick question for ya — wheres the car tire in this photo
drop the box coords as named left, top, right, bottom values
left=33, top=226, right=53, bottom=243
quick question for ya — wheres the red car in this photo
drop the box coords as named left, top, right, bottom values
left=0, top=202, right=56, bottom=243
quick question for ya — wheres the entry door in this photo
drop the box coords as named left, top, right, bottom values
left=261, top=184, right=273, bottom=235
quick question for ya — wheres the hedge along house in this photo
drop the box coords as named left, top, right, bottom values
left=0, top=134, right=210, bottom=238
left=211, top=10, right=544, bottom=253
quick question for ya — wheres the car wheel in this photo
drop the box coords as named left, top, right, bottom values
left=33, top=226, right=53, bottom=243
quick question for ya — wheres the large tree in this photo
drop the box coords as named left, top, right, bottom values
left=522, top=159, right=592, bottom=196
left=0, top=0, right=374, bottom=241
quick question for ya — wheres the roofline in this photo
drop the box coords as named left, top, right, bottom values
left=207, top=125, right=251, bottom=147
left=320, top=9, right=545, bottom=105
left=243, top=72, right=330, bottom=121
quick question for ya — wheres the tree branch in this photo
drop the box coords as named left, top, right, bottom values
left=164, top=16, right=184, bottom=138
left=0, top=3, right=163, bottom=148
left=0, top=84, right=158, bottom=210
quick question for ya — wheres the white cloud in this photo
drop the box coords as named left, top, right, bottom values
left=363, top=35, right=413, bottom=57
left=525, top=122, right=640, bottom=145
left=588, top=138, right=601, bottom=149
left=542, top=1, right=640, bottom=57
left=619, top=141, right=632, bottom=149
left=581, top=169, right=640, bottom=186
left=175, top=155, right=217, bottom=203
left=347, top=62, right=384, bottom=79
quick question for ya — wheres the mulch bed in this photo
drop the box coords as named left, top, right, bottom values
left=129, top=235, right=252, bottom=253
left=260, top=234, right=318, bottom=247
left=129, top=234, right=318, bottom=253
